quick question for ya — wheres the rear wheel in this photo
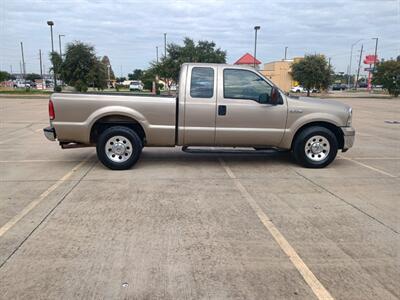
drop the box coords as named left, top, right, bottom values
left=293, top=126, right=338, bottom=168
left=96, top=126, right=143, bottom=170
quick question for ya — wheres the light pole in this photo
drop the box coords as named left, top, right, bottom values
left=284, top=46, right=288, bottom=60
left=371, top=37, right=379, bottom=90
left=164, top=33, right=167, bottom=58
left=58, top=34, right=65, bottom=58
left=156, top=46, right=159, bottom=63
left=47, top=20, right=57, bottom=90
left=347, top=39, right=362, bottom=89
left=253, top=26, right=260, bottom=68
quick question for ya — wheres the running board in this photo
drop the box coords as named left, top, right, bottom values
left=181, top=146, right=286, bottom=155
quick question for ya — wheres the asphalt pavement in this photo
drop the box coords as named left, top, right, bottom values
left=0, top=95, right=399, bottom=299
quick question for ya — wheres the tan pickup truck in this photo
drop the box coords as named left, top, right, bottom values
left=44, top=63, right=355, bottom=170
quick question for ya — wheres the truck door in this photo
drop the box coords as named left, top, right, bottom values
left=215, top=67, right=287, bottom=146
left=183, top=65, right=217, bottom=145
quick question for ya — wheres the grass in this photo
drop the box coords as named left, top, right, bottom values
left=0, top=88, right=52, bottom=95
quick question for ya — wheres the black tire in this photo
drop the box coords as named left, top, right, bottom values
left=96, top=126, right=143, bottom=170
left=292, top=126, right=338, bottom=168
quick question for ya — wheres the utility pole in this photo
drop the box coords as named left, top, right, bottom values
left=39, top=49, right=43, bottom=78
left=253, top=26, right=260, bottom=68
left=347, top=39, right=362, bottom=89
left=58, top=34, right=65, bottom=58
left=156, top=46, right=159, bottom=63
left=10, top=65, right=13, bottom=75
left=284, top=46, right=288, bottom=60
left=164, top=33, right=167, bottom=58
left=371, top=37, right=379, bottom=90
left=107, top=65, right=111, bottom=89
left=20, top=42, right=26, bottom=84
left=355, top=44, right=364, bottom=90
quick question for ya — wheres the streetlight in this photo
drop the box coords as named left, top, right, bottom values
left=47, top=20, right=57, bottom=90
left=371, top=38, right=379, bottom=73
left=347, top=39, right=362, bottom=88
left=253, top=26, right=261, bottom=68
left=58, top=34, right=65, bottom=58
left=164, top=33, right=167, bottom=58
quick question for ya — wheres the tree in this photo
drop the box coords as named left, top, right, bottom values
left=60, top=41, right=107, bottom=92
left=0, top=71, right=11, bottom=82
left=128, top=69, right=143, bottom=80
left=50, top=52, right=62, bottom=80
left=101, top=56, right=115, bottom=80
left=149, top=37, right=226, bottom=93
left=373, top=59, right=400, bottom=97
left=116, top=77, right=126, bottom=83
left=25, top=73, right=41, bottom=81
left=291, top=54, right=333, bottom=96
left=87, top=59, right=108, bottom=91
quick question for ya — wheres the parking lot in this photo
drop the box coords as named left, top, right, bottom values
left=0, top=95, right=399, bottom=299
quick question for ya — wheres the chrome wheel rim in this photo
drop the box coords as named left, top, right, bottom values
left=305, top=135, right=330, bottom=162
left=105, top=135, right=133, bottom=163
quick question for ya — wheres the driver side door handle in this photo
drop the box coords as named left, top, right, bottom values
left=218, top=105, right=227, bottom=116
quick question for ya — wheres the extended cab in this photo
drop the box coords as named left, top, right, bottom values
left=44, top=63, right=355, bottom=169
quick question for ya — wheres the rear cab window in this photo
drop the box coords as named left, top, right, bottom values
left=190, top=67, right=214, bottom=98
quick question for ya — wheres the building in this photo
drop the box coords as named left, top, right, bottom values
left=234, top=53, right=261, bottom=69
left=260, top=58, right=303, bottom=92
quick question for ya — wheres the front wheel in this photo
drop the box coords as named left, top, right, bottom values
left=292, top=126, right=338, bottom=168
left=96, top=126, right=143, bottom=170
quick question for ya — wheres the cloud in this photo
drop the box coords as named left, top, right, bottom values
left=1, top=0, right=399, bottom=75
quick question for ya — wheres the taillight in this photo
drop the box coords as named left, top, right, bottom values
left=49, top=99, right=55, bottom=120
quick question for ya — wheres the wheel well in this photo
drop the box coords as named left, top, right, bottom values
left=90, top=115, right=146, bottom=144
left=291, top=121, right=344, bottom=149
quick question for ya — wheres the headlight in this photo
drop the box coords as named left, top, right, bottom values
left=346, top=107, right=352, bottom=126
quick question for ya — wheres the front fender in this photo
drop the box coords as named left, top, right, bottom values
left=279, top=113, right=343, bottom=149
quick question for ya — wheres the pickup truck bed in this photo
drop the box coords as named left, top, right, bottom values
left=50, top=92, right=177, bottom=146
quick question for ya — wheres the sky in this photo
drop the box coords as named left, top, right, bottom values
left=1, top=0, right=399, bottom=77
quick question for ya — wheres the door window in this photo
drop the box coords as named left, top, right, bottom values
left=190, top=67, right=214, bottom=98
left=223, top=69, right=273, bottom=103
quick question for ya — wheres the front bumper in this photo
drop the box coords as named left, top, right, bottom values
left=43, top=126, right=56, bottom=141
left=341, top=126, right=355, bottom=151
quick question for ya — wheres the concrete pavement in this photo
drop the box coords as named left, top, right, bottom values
left=0, top=96, right=399, bottom=299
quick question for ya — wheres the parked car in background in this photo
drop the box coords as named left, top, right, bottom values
left=13, top=80, right=30, bottom=88
left=44, top=63, right=355, bottom=170
left=332, top=83, right=347, bottom=91
left=291, top=86, right=319, bottom=94
left=290, top=86, right=305, bottom=93
left=358, top=82, right=368, bottom=88
left=129, top=81, right=143, bottom=91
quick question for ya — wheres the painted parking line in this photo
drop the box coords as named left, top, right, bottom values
left=219, top=158, right=334, bottom=300
left=0, top=160, right=87, bottom=163
left=0, top=156, right=92, bottom=237
left=338, top=156, right=397, bottom=178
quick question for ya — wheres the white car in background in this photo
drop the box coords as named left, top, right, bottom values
left=290, top=86, right=305, bottom=93
left=129, top=81, right=143, bottom=91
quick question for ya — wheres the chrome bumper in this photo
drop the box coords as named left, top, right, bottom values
left=341, top=126, right=355, bottom=151
left=43, top=126, right=56, bottom=141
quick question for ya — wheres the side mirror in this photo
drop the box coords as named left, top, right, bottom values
left=271, top=87, right=283, bottom=105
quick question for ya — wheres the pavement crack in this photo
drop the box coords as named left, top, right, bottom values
left=293, top=170, right=399, bottom=235
left=0, top=161, right=97, bottom=270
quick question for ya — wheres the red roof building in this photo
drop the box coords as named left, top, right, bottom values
left=234, top=53, right=261, bottom=67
